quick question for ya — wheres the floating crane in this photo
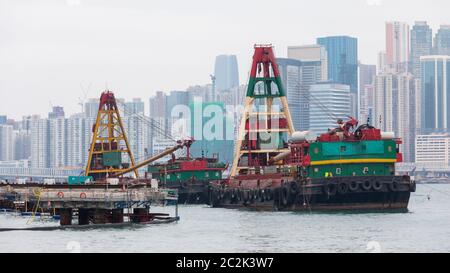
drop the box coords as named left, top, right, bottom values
left=85, top=90, right=193, bottom=180
left=230, top=45, right=295, bottom=177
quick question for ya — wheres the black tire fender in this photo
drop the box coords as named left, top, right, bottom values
left=362, top=180, right=372, bottom=191
left=337, top=182, right=349, bottom=195
left=349, top=181, right=359, bottom=192
left=389, top=181, right=400, bottom=192
left=289, top=182, right=299, bottom=195
left=372, top=180, right=383, bottom=191
left=324, top=183, right=337, bottom=196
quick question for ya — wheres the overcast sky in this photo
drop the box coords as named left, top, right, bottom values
left=1, top=0, right=449, bottom=119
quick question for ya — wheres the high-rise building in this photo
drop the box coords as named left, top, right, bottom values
left=308, top=83, right=351, bottom=134
left=286, top=45, right=328, bottom=130
left=124, top=98, right=145, bottom=116
left=374, top=72, right=419, bottom=162
left=434, top=25, right=450, bottom=55
left=360, top=84, right=375, bottom=124
left=0, top=125, right=14, bottom=161
left=149, top=92, right=168, bottom=155
left=359, top=64, right=376, bottom=123
left=359, top=63, right=376, bottom=92
left=13, top=129, right=31, bottom=160
left=0, top=115, right=6, bottom=125
left=277, top=57, right=324, bottom=131
left=66, top=114, right=86, bottom=168
left=415, top=134, right=450, bottom=167
left=385, top=22, right=410, bottom=73
left=277, top=58, right=303, bottom=131
left=84, top=98, right=100, bottom=118
left=214, top=55, right=239, bottom=92
left=189, top=101, right=235, bottom=164
left=125, top=115, right=149, bottom=163
left=187, top=84, right=212, bottom=103
left=420, top=55, right=450, bottom=133
left=31, top=118, right=49, bottom=168
left=48, top=106, right=65, bottom=119
left=316, top=36, right=358, bottom=117
left=48, top=117, right=66, bottom=168
left=165, top=91, right=190, bottom=138
left=411, top=21, right=433, bottom=77
left=149, top=91, right=166, bottom=118
left=287, top=45, right=328, bottom=80
left=377, top=51, right=387, bottom=74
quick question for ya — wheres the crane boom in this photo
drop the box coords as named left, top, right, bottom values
left=112, top=139, right=193, bottom=177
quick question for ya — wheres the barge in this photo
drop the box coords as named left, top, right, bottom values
left=208, top=45, right=415, bottom=212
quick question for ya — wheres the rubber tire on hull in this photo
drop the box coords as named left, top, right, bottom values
left=362, top=180, right=372, bottom=191
left=349, top=181, right=359, bottom=192
left=389, top=181, right=400, bottom=192
left=337, top=182, right=349, bottom=195
left=372, top=180, right=384, bottom=191
left=323, top=183, right=337, bottom=196
left=290, top=182, right=299, bottom=195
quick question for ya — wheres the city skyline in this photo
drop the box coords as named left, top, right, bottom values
left=1, top=0, right=449, bottom=119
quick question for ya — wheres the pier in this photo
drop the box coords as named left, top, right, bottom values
left=0, top=183, right=179, bottom=227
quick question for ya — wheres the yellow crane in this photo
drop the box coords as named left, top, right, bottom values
left=85, top=90, right=193, bottom=180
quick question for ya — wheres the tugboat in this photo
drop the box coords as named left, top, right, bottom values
left=208, top=45, right=415, bottom=211
left=147, top=149, right=228, bottom=204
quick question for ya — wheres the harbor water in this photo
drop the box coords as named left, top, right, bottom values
left=1, top=184, right=450, bottom=253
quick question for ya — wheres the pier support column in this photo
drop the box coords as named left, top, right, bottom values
left=132, top=208, right=149, bottom=223
left=111, top=209, right=124, bottom=223
left=60, top=208, right=73, bottom=226
left=92, top=209, right=110, bottom=224
left=78, top=209, right=90, bottom=225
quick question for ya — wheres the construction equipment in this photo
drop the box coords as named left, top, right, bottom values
left=85, top=90, right=193, bottom=180
left=112, top=139, right=194, bottom=177
left=230, top=45, right=295, bottom=177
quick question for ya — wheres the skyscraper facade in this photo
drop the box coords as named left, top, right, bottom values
left=165, top=90, right=190, bottom=138
left=66, top=114, right=86, bottom=168
left=374, top=72, right=419, bottom=162
left=316, top=36, right=358, bottom=90
left=359, top=63, right=376, bottom=124
left=189, top=101, right=235, bottom=165
left=420, top=55, right=450, bottom=133
left=316, top=36, right=358, bottom=117
left=31, top=118, right=49, bottom=168
left=0, top=116, right=6, bottom=125
left=124, top=98, right=145, bottom=116
left=434, top=25, right=450, bottom=55
left=277, top=58, right=324, bottom=131
left=149, top=91, right=168, bottom=154
left=48, top=117, right=66, bottom=168
left=48, top=106, right=65, bottom=119
left=415, top=134, right=450, bottom=167
left=214, top=55, right=239, bottom=92
left=287, top=45, right=328, bottom=81
left=0, top=125, right=14, bottom=161
left=308, top=83, right=351, bottom=134
left=411, top=21, right=433, bottom=78
left=385, top=22, right=410, bottom=73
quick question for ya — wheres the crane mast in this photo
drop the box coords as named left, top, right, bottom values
left=85, top=90, right=193, bottom=181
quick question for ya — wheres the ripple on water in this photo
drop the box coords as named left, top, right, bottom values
left=1, top=184, right=450, bottom=252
